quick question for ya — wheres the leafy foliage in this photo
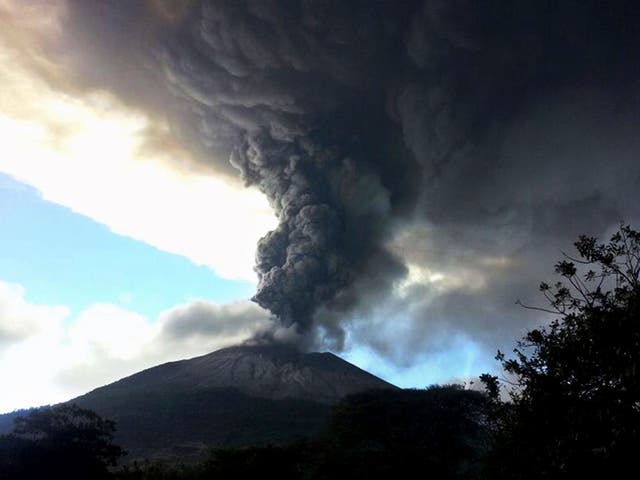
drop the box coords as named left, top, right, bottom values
left=323, top=386, right=489, bottom=479
left=0, top=404, right=125, bottom=479
left=482, top=224, right=640, bottom=479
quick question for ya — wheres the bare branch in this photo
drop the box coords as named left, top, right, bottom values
left=515, top=299, right=562, bottom=315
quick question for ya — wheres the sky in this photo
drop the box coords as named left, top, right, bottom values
left=1, top=0, right=640, bottom=413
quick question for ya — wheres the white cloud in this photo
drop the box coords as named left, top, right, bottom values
left=0, top=279, right=270, bottom=413
left=0, top=282, right=68, bottom=344
left=69, top=305, right=157, bottom=361
left=0, top=1, right=276, bottom=281
left=0, top=281, right=70, bottom=412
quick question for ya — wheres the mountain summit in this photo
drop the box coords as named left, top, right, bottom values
left=95, top=344, right=394, bottom=405
left=57, top=345, right=395, bottom=459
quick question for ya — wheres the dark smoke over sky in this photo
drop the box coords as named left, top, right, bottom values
left=59, top=0, right=640, bottom=358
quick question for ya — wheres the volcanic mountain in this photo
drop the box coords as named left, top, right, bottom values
left=2, top=345, right=395, bottom=460
left=81, top=344, right=395, bottom=405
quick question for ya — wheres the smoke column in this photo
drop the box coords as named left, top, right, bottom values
left=64, top=0, right=640, bottom=349
left=152, top=0, right=418, bottom=344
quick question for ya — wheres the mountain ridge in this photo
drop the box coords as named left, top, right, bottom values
left=78, top=344, right=395, bottom=405
left=1, top=344, right=396, bottom=460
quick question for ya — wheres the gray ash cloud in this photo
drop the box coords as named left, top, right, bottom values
left=64, top=0, right=640, bottom=352
left=150, top=0, right=417, bottom=342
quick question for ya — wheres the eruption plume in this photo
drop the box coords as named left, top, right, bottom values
left=153, top=0, right=416, bottom=342
left=62, top=0, right=640, bottom=350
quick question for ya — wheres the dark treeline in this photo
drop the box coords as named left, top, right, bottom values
left=0, top=386, right=488, bottom=480
left=117, top=385, right=489, bottom=480
left=1, top=225, right=639, bottom=479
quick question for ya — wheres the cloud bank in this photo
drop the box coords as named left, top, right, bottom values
left=0, top=279, right=269, bottom=413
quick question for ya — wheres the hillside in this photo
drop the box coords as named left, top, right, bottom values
left=1, top=345, right=395, bottom=460
left=78, top=344, right=394, bottom=405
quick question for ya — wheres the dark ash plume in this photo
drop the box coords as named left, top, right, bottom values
left=63, top=0, right=640, bottom=353
left=153, top=0, right=417, bottom=340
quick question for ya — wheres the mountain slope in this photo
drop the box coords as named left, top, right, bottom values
left=26, top=345, right=395, bottom=460
left=83, top=344, right=394, bottom=405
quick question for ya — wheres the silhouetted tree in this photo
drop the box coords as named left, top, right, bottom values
left=482, top=224, right=640, bottom=479
left=322, top=386, right=490, bottom=479
left=0, top=404, right=125, bottom=479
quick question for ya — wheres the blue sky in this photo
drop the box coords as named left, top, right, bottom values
left=0, top=173, right=255, bottom=320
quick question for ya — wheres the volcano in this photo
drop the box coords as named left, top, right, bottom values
left=22, top=345, right=395, bottom=460
left=80, top=344, right=395, bottom=405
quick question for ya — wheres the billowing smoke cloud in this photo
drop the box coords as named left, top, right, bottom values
left=147, top=0, right=417, bottom=342
left=60, top=0, right=640, bottom=353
